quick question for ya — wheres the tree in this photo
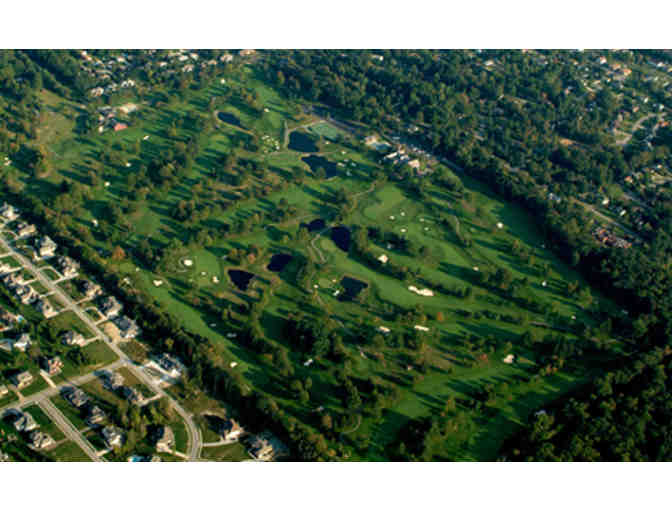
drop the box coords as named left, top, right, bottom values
left=111, top=245, right=126, bottom=261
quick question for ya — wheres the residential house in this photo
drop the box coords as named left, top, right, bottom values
left=86, top=405, right=106, bottom=426
left=15, top=285, right=37, bottom=305
left=81, top=280, right=102, bottom=299
left=13, top=411, right=37, bottom=432
left=248, top=436, right=274, bottom=460
left=56, top=256, right=79, bottom=278
left=102, top=370, right=124, bottom=391
left=40, top=356, right=63, bottom=376
left=11, top=371, right=33, bottom=390
left=154, top=425, right=175, bottom=452
left=157, top=353, right=183, bottom=377
left=14, top=222, right=36, bottom=238
left=0, top=202, right=19, bottom=221
left=239, top=49, right=256, bottom=57
left=35, top=298, right=56, bottom=318
left=99, top=296, right=122, bottom=319
left=0, top=309, right=19, bottom=329
left=3, top=333, right=32, bottom=353
left=114, top=315, right=140, bottom=339
left=0, top=384, right=9, bottom=397
left=219, top=418, right=245, bottom=442
left=2, top=271, right=24, bottom=288
left=62, top=330, right=85, bottom=347
left=35, top=236, right=57, bottom=258
left=220, top=54, right=234, bottom=63
left=101, top=426, right=124, bottom=449
left=122, top=386, right=144, bottom=405
left=247, top=434, right=287, bottom=461
left=63, top=387, right=89, bottom=408
left=28, top=430, right=54, bottom=450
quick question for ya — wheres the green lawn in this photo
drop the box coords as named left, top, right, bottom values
left=49, top=440, right=92, bottom=461
left=22, top=404, right=66, bottom=441
left=50, top=395, right=88, bottom=431
left=200, top=441, right=250, bottom=461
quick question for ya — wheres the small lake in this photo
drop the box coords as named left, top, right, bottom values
left=289, top=131, right=319, bottom=152
left=330, top=226, right=351, bottom=252
left=300, top=218, right=326, bottom=232
left=302, top=155, right=339, bottom=179
left=218, top=111, right=242, bottom=128
left=267, top=253, right=293, bottom=272
left=340, top=276, right=368, bottom=301
left=228, top=269, right=255, bottom=291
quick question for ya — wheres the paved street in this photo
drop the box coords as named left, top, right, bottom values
left=39, top=398, right=102, bottom=462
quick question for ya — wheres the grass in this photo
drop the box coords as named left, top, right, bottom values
left=19, top=373, right=49, bottom=398
left=50, top=395, right=88, bottom=431
left=51, top=340, right=118, bottom=383
left=47, top=310, right=95, bottom=338
left=168, top=414, right=189, bottom=453
left=22, top=404, right=66, bottom=441
left=49, top=440, right=92, bottom=461
left=42, top=268, right=61, bottom=281
left=200, top=441, right=250, bottom=461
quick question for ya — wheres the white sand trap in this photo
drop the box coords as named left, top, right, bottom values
left=401, top=228, right=407, bottom=233
left=212, top=276, right=219, bottom=283
left=104, top=181, right=110, bottom=187
left=143, top=135, right=150, bottom=140
left=400, top=212, right=405, bottom=216
left=541, top=281, right=548, bottom=287
left=153, top=280, right=163, bottom=287
left=230, top=362, right=238, bottom=368
left=389, top=216, right=395, bottom=220
left=408, top=285, right=434, bottom=297
left=503, top=354, right=515, bottom=364
left=473, top=266, right=479, bottom=271
left=200, top=271, right=206, bottom=276
left=182, top=259, right=193, bottom=267
left=126, top=163, right=131, bottom=168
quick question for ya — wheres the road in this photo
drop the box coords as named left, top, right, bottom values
left=573, top=199, right=641, bottom=239
left=0, top=359, right=125, bottom=415
left=0, top=235, right=202, bottom=460
left=39, top=398, right=102, bottom=462
left=615, top=113, right=659, bottom=146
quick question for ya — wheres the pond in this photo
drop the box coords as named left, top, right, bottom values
left=300, top=218, right=326, bottom=232
left=288, top=131, right=319, bottom=152
left=218, top=111, right=242, bottom=128
left=228, top=269, right=255, bottom=291
left=302, top=155, right=339, bottom=179
left=330, top=226, right=351, bottom=252
left=267, top=253, right=293, bottom=272
left=340, top=276, right=368, bottom=301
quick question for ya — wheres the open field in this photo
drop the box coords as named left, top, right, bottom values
left=48, top=440, right=91, bottom=461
